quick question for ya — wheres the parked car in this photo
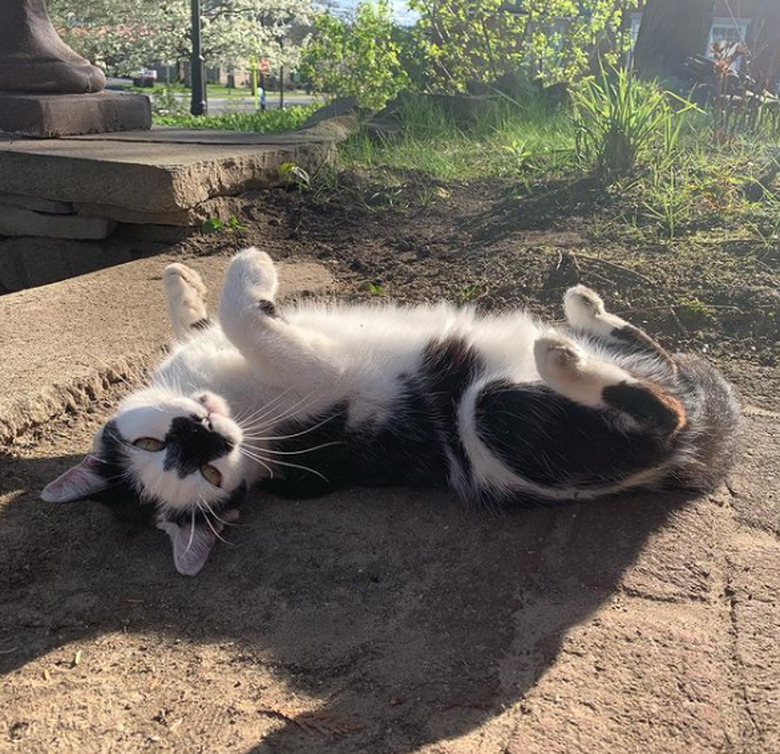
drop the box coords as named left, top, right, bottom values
left=132, top=68, right=158, bottom=88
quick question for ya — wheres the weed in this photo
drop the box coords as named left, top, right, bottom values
left=280, top=162, right=312, bottom=190
left=201, top=216, right=246, bottom=234
left=573, top=68, right=698, bottom=182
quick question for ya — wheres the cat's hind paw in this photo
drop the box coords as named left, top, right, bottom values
left=534, top=332, right=631, bottom=408
left=563, top=285, right=620, bottom=337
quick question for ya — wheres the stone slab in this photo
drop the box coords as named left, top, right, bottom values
left=0, top=92, right=151, bottom=138
left=0, top=237, right=151, bottom=293
left=0, top=131, right=335, bottom=213
left=74, top=196, right=248, bottom=227
left=67, top=127, right=340, bottom=146
left=0, top=205, right=115, bottom=239
left=0, top=192, right=73, bottom=214
left=0, top=254, right=333, bottom=442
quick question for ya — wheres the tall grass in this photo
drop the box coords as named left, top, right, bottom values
left=341, top=94, right=574, bottom=181
left=572, top=68, right=698, bottom=181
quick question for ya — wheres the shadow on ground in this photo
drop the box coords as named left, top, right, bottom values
left=0, top=442, right=691, bottom=753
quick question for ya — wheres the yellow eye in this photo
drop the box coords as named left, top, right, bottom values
left=201, top=464, right=222, bottom=487
left=133, top=437, right=165, bottom=451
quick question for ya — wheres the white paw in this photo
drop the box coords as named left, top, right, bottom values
left=225, top=248, right=278, bottom=302
left=563, top=285, right=605, bottom=327
left=534, top=332, right=631, bottom=408
left=534, top=334, right=585, bottom=383
left=164, top=263, right=208, bottom=335
left=164, top=263, right=207, bottom=298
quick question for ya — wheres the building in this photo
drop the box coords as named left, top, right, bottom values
left=627, top=0, right=763, bottom=69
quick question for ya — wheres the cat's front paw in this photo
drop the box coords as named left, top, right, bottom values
left=534, top=334, right=585, bottom=382
left=224, top=248, right=278, bottom=303
left=163, top=263, right=209, bottom=337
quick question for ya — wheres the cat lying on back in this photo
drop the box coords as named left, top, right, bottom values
left=43, top=249, right=740, bottom=575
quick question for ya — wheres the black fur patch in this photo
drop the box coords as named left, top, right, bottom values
left=261, top=336, right=484, bottom=499
left=610, top=324, right=674, bottom=365
left=475, top=380, right=672, bottom=491
left=602, top=381, right=682, bottom=434
left=91, top=420, right=157, bottom=524
left=418, top=336, right=484, bottom=474
left=163, top=415, right=233, bottom=479
left=257, top=300, right=279, bottom=318
left=191, top=317, right=211, bottom=331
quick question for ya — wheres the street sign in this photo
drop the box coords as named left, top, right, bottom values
left=259, top=57, right=270, bottom=75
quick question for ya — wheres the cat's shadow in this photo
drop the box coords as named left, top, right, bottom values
left=1, top=450, right=689, bottom=753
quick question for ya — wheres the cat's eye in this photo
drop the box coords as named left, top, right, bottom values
left=133, top=437, right=165, bottom=452
left=201, top=464, right=222, bottom=487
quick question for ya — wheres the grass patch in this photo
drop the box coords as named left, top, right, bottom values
left=340, top=95, right=575, bottom=182
left=153, top=105, right=319, bottom=132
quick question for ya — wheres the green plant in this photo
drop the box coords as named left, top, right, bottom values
left=154, top=105, right=318, bottom=132
left=408, top=0, right=637, bottom=92
left=341, top=94, right=574, bottom=181
left=201, top=216, right=246, bottom=234
left=149, top=86, right=188, bottom=118
left=280, top=162, right=312, bottom=190
left=300, top=1, right=408, bottom=110
left=573, top=68, right=695, bottom=181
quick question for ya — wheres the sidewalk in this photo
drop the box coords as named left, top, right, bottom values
left=0, top=253, right=333, bottom=442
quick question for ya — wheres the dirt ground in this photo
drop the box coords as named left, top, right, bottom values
left=2, top=178, right=779, bottom=752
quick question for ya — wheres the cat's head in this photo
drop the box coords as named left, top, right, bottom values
left=42, top=386, right=247, bottom=575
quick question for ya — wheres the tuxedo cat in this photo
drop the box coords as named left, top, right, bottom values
left=43, top=249, right=740, bottom=575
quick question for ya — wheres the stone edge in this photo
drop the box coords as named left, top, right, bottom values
left=0, top=350, right=159, bottom=446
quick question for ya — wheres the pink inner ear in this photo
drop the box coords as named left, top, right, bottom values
left=160, top=521, right=219, bottom=576
left=41, top=455, right=107, bottom=503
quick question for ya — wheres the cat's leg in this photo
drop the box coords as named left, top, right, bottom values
left=219, top=248, right=341, bottom=388
left=564, top=285, right=675, bottom=368
left=163, top=263, right=211, bottom=341
left=459, top=338, right=686, bottom=503
left=534, top=333, right=685, bottom=434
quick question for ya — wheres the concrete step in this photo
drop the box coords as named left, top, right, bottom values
left=0, top=253, right=333, bottom=443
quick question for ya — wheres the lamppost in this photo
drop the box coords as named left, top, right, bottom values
left=190, top=0, right=207, bottom=115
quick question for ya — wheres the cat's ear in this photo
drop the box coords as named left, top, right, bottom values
left=41, top=455, right=108, bottom=503
left=157, top=519, right=219, bottom=576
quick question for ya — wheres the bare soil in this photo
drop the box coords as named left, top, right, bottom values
left=2, top=176, right=778, bottom=753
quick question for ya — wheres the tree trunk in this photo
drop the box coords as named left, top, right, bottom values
left=747, top=0, right=780, bottom=91
left=633, top=0, right=715, bottom=81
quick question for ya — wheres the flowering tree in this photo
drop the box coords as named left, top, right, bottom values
left=48, top=0, right=313, bottom=76
left=300, top=0, right=408, bottom=109
left=408, top=0, right=638, bottom=91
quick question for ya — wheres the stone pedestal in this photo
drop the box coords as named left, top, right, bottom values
left=0, top=0, right=151, bottom=136
left=0, top=92, right=152, bottom=138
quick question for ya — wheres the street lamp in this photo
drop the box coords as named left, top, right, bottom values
left=190, top=0, right=207, bottom=115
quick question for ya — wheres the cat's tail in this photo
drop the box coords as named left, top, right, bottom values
left=667, top=353, right=741, bottom=492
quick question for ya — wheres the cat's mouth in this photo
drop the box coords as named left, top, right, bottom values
left=197, top=391, right=231, bottom=419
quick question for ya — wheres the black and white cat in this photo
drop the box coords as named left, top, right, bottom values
left=42, top=249, right=740, bottom=575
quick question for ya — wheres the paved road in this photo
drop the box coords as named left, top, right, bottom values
left=180, top=93, right=314, bottom=114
